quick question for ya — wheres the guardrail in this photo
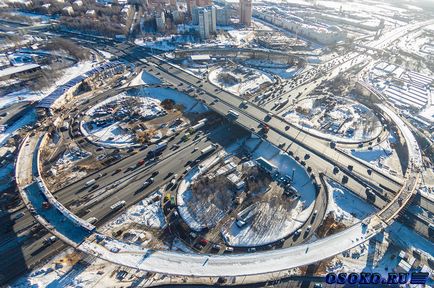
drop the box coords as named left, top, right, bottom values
left=35, top=133, right=95, bottom=232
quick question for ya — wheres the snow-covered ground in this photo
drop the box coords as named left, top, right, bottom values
left=221, top=137, right=316, bottom=247
left=0, top=108, right=36, bottom=146
left=282, top=96, right=382, bottom=142
left=126, top=87, right=208, bottom=114
left=97, top=49, right=114, bottom=60
left=50, top=147, right=90, bottom=174
left=104, top=190, right=166, bottom=231
left=177, top=150, right=230, bottom=232
left=128, top=70, right=162, bottom=86
left=208, top=66, right=274, bottom=96
left=347, top=131, right=402, bottom=176
left=325, top=179, right=377, bottom=226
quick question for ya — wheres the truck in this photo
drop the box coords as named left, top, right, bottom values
left=278, top=98, right=289, bottom=108
left=110, top=200, right=126, bottom=210
left=86, top=217, right=98, bottom=224
left=149, top=141, right=168, bottom=155
left=227, top=110, right=239, bottom=119
left=43, top=236, right=57, bottom=246
left=85, top=179, right=96, bottom=187
left=201, top=144, right=217, bottom=155
left=190, top=119, right=207, bottom=132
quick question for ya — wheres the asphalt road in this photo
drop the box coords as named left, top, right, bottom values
left=0, top=121, right=244, bottom=284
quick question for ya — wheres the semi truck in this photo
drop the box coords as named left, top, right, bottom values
left=110, top=200, right=126, bottom=210
left=201, top=144, right=217, bottom=155
left=148, top=140, right=168, bottom=155
left=85, top=179, right=96, bottom=187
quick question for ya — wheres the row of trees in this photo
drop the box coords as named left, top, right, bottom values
left=45, top=38, right=90, bottom=61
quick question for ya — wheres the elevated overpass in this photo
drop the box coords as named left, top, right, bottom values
left=13, top=21, right=426, bottom=279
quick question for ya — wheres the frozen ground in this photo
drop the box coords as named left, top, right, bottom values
left=0, top=107, right=36, bottom=146
left=129, top=70, right=162, bottom=86
left=49, top=146, right=91, bottom=175
left=82, top=91, right=179, bottom=148
left=325, top=179, right=377, bottom=226
left=348, top=131, right=402, bottom=177
left=209, top=66, right=274, bottom=96
left=221, top=137, right=316, bottom=247
left=177, top=151, right=230, bottom=232
left=104, top=190, right=166, bottom=230
left=126, top=87, right=208, bottom=114
left=282, top=96, right=382, bottom=142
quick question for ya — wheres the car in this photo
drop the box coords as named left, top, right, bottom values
left=224, top=246, right=234, bottom=253
left=43, top=236, right=57, bottom=246
left=247, top=247, right=256, bottom=253
left=313, top=210, right=318, bottom=217
left=12, top=212, right=25, bottom=221
left=306, top=225, right=312, bottom=232
left=91, top=184, right=99, bottom=190
left=194, top=243, right=204, bottom=250
left=151, top=171, right=159, bottom=177
left=333, top=167, right=340, bottom=174
left=212, top=244, right=221, bottom=251
left=198, top=237, right=208, bottom=246
left=115, top=168, right=122, bottom=173
left=143, top=178, right=154, bottom=187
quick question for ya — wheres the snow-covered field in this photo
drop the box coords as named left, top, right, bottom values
left=0, top=108, right=36, bottom=146
left=177, top=151, right=230, bottom=232
left=129, top=70, right=162, bottom=86
left=325, top=179, right=377, bottom=226
left=50, top=147, right=91, bottom=172
left=82, top=93, right=165, bottom=147
left=104, top=190, right=166, bottom=231
left=220, top=137, right=316, bottom=247
left=282, top=96, right=382, bottom=142
left=82, top=87, right=206, bottom=148
left=209, top=66, right=274, bottom=96
left=347, top=131, right=402, bottom=176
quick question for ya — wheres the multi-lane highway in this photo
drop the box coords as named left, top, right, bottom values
left=0, top=118, right=245, bottom=284
left=3, top=18, right=430, bottom=284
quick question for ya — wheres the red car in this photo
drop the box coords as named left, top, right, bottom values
left=198, top=237, right=208, bottom=246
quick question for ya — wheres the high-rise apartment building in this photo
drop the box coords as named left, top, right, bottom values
left=239, top=0, right=252, bottom=26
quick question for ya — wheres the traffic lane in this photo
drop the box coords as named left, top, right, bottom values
left=76, top=125, right=246, bottom=222
left=0, top=135, right=214, bottom=282
left=66, top=132, right=217, bottom=214
left=266, top=116, right=403, bottom=191
left=143, top=56, right=403, bottom=194
left=1, top=126, right=196, bottom=241
left=55, top=125, right=219, bottom=208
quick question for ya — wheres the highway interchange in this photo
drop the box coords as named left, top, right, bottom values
left=0, top=19, right=431, bottom=285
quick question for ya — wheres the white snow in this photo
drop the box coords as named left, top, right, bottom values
left=325, top=179, right=377, bottom=226
left=220, top=137, right=317, bottom=247
left=129, top=70, right=162, bottom=86
left=0, top=108, right=36, bottom=146
left=127, top=87, right=208, bottom=113
left=104, top=190, right=166, bottom=230
left=208, top=67, right=274, bottom=96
